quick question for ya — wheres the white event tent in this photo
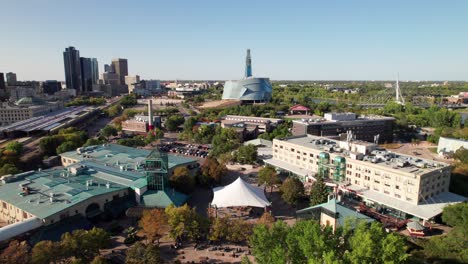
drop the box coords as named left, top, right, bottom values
left=211, top=177, right=270, bottom=208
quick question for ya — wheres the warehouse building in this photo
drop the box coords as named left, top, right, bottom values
left=291, top=112, right=395, bottom=144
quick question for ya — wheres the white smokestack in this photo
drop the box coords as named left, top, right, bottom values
left=148, top=99, right=154, bottom=129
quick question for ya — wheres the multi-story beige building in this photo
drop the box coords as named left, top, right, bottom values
left=0, top=100, right=63, bottom=126
left=265, top=135, right=466, bottom=222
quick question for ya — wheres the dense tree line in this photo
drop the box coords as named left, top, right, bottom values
left=0, top=141, right=24, bottom=176
left=39, top=127, right=88, bottom=156
left=65, top=96, right=106, bottom=107
left=250, top=220, right=408, bottom=264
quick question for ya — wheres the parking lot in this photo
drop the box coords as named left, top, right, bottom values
left=159, top=142, right=211, bottom=159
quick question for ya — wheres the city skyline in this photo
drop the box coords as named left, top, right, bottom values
left=1, top=0, right=468, bottom=81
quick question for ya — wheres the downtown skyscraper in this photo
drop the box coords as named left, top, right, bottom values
left=80, top=57, right=99, bottom=92
left=111, top=58, right=128, bottom=86
left=63, top=46, right=82, bottom=92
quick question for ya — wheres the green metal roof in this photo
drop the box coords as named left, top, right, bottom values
left=61, top=144, right=196, bottom=172
left=0, top=165, right=133, bottom=220
left=141, top=189, right=188, bottom=208
left=297, top=199, right=374, bottom=226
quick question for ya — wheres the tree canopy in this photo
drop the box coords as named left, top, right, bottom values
left=258, top=166, right=279, bottom=193
left=310, top=174, right=329, bottom=206
left=210, top=127, right=240, bottom=157
left=280, top=177, right=305, bottom=205
left=139, top=209, right=168, bottom=244
left=169, top=167, right=195, bottom=194
left=125, top=242, right=161, bottom=264
left=249, top=220, right=408, bottom=264
left=165, top=114, right=185, bottom=131
left=234, top=144, right=258, bottom=164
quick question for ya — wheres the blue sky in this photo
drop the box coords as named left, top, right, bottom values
left=1, top=0, right=467, bottom=81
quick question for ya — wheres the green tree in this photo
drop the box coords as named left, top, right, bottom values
left=145, top=129, right=164, bottom=145
left=258, top=166, right=279, bottom=193
left=249, top=221, right=289, bottom=264
left=84, top=138, right=104, bottom=147
left=182, top=117, right=198, bottom=141
left=280, top=177, right=304, bottom=205
left=165, top=204, right=206, bottom=242
left=61, top=227, right=111, bottom=262
left=380, top=233, right=408, bottom=264
left=210, top=128, right=240, bottom=156
left=453, top=147, right=468, bottom=164
left=345, top=221, right=385, bottom=264
left=31, top=240, right=62, bottom=264
left=39, top=136, right=63, bottom=156
left=0, top=163, right=20, bottom=176
left=169, top=167, right=195, bottom=194
left=165, top=114, right=185, bottom=131
left=310, top=174, right=329, bottom=206
left=100, top=125, right=118, bottom=139
left=125, top=242, right=161, bottom=264
left=56, top=141, right=80, bottom=154
left=234, top=144, right=258, bottom=164
left=442, top=202, right=468, bottom=227
left=209, top=217, right=230, bottom=242
left=120, top=95, right=137, bottom=107
left=227, top=219, right=252, bottom=243
left=200, top=157, right=227, bottom=185
left=5, top=141, right=23, bottom=155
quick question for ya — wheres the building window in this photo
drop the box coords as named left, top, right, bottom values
left=291, top=148, right=295, bottom=152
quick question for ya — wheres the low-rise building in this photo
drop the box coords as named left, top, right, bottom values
left=223, top=115, right=282, bottom=133
left=296, top=198, right=374, bottom=231
left=0, top=144, right=199, bottom=241
left=265, top=134, right=466, bottom=222
left=437, top=137, right=468, bottom=157
left=0, top=99, right=63, bottom=126
left=292, top=112, right=395, bottom=144
left=122, top=115, right=161, bottom=133
left=60, top=144, right=198, bottom=177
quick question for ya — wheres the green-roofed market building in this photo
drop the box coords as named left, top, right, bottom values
left=0, top=144, right=198, bottom=241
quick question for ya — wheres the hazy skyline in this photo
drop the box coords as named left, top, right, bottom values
left=1, top=0, right=467, bottom=81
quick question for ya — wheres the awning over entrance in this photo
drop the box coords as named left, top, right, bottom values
left=264, top=158, right=310, bottom=178
left=342, top=185, right=467, bottom=220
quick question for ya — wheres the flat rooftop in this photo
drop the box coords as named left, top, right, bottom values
left=345, top=185, right=466, bottom=220
left=0, top=106, right=94, bottom=133
left=0, top=163, right=135, bottom=220
left=61, top=144, right=196, bottom=173
left=224, top=115, right=282, bottom=123
left=276, top=135, right=450, bottom=175
left=293, top=114, right=395, bottom=125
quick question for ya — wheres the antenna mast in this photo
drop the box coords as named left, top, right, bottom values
left=396, top=73, right=405, bottom=105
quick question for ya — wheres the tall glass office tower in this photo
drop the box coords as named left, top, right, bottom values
left=80, top=57, right=99, bottom=92
left=63, top=47, right=82, bottom=92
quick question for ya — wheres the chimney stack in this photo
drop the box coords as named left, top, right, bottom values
left=148, top=99, right=154, bottom=130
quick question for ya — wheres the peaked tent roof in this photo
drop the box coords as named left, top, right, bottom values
left=211, top=177, right=270, bottom=208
